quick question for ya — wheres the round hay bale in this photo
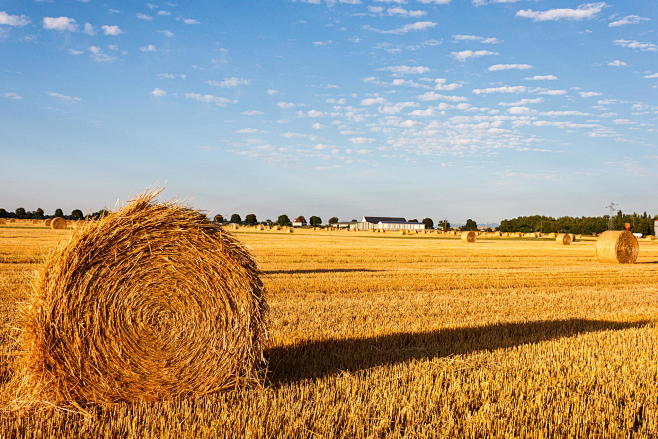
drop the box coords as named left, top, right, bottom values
left=556, top=234, right=572, bottom=245
left=15, top=191, right=266, bottom=406
left=461, top=231, right=476, bottom=243
left=50, top=217, right=67, bottom=230
left=287, top=227, right=294, bottom=233
left=570, top=233, right=577, bottom=242
left=595, top=230, right=639, bottom=264
left=44, top=219, right=52, bottom=227
left=0, top=218, right=6, bottom=225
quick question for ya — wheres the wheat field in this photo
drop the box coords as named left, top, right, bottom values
left=0, top=224, right=656, bottom=438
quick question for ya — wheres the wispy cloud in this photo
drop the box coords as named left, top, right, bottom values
left=488, top=64, right=532, bottom=71
left=4, top=92, right=22, bottom=100
left=382, top=65, right=430, bottom=74
left=525, top=75, right=558, bottom=81
left=0, top=11, right=30, bottom=27
left=452, top=34, right=500, bottom=44
left=606, top=60, right=627, bottom=67
left=185, top=93, right=235, bottom=106
left=608, top=15, right=649, bottom=27
left=363, top=21, right=436, bottom=34
left=451, top=50, right=498, bottom=61
left=613, top=39, right=657, bottom=52
left=46, top=91, right=81, bottom=103
left=101, top=25, right=123, bottom=36
left=473, top=86, right=527, bottom=94
left=151, top=88, right=166, bottom=97
left=516, top=3, right=606, bottom=21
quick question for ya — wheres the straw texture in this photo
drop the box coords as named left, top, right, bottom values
left=14, top=191, right=267, bottom=407
left=461, top=231, right=476, bottom=243
left=556, top=234, right=572, bottom=245
left=595, top=230, right=639, bottom=264
left=50, top=218, right=67, bottom=230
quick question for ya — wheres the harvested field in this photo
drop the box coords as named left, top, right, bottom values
left=0, top=226, right=656, bottom=438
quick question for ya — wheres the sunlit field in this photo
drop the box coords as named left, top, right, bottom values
left=0, top=224, right=656, bottom=438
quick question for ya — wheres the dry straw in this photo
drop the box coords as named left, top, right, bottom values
left=461, top=231, right=476, bottom=243
left=595, top=230, right=639, bottom=264
left=556, top=234, right=572, bottom=245
left=12, top=190, right=267, bottom=407
left=50, top=218, right=67, bottom=230
left=44, top=219, right=52, bottom=228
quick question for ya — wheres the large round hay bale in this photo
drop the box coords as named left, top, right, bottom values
left=44, top=219, right=52, bottom=227
left=595, top=230, right=639, bottom=264
left=461, top=231, right=476, bottom=243
left=15, top=191, right=266, bottom=406
left=50, top=217, right=67, bottom=230
left=556, top=234, right=572, bottom=245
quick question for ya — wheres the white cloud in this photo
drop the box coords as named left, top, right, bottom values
left=242, top=110, right=264, bottom=115
left=139, top=44, right=157, bottom=52
left=349, top=137, right=375, bottom=144
left=644, top=73, right=658, bottom=79
left=370, top=6, right=427, bottom=17
left=158, top=11, right=172, bottom=16
left=102, top=25, right=123, bottom=36
left=267, top=89, right=279, bottom=95
left=0, top=11, right=30, bottom=27
left=507, top=106, right=532, bottom=115
left=4, top=92, right=22, bottom=100
left=417, top=0, right=451, bottom=3
left=473, top=0, right=520, bottom=5
left=158, top=30, right=174, bottom=37
left=607, top=60, right=627, bottom=67
left=579, top=91, right=602, bottom=97
left=379, top=101, right=417, bottom=114
left=361, top=97, right=386, bottom=105
left=535, top=89, right=566, bottom=95
left=137, top=13, right=153, bottom=21
left=608, top=15, right=650, bottom=27
left=158, top=73, right=186, bottom=79
left=525, top=75, right=558, bottom=80
left=488, top=63, right=532, bottom=71
left=434, top=78, right=462, bottom=91
left=499, top=98, right=543, bottom=106
left=363, top=21, right=436, bottom=34
left=43, top=16, right=77, bottom=32
left=46, top=91, right=81, bottom=103
left=87, top=45, right=116, bottom=62
left=276, top=101, right=297, bottom=109
left=614, top=39, right=657, bottom=52
left=451, top=50, right=498, bottom=61
left=207, top=77, right=250, bottom=87
left=383, top=65, right=430, bottom=74
left=237, top=128, right=263, bottom=134
left=151, top=88, right=166, bottom=97
left=82, top=22, right=96, bottom=35
left=541, top=110, right=590, bottom=116
left=452, top=34, right=500, bottom=44
left=305, top=109, right=325, bottom=117
left=417, top=91, right=467, bottom=102
left=180, top=18, right=200, bottom=25
left=473, top=85, right=527, bottom=94
left=185, top=93, right=234, bottom=106
left=516, top=3, right=606, bottom=21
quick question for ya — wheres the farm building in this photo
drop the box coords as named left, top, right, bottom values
left=292, top=216, right=307, bottom=227
left=354, top=216, right=425, bottom=231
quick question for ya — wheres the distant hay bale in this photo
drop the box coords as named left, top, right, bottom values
left=13, top=191, right=266, bottom=406
left=461, top=231, right=476, bottom=243
left=556, top=234, right=572, bottom=245
left=0, top=219, right=6, bottom=225
left=570, top=234, right=577, bottom=242
left=50, top=217, right=67, bottom=230
left=646, top=235, right=655, bottom=241
left=44, top=219, right=52, bottom=227
left=595, top=230, right=639, bottom=264
left=287, top=227, right=294, bottom=233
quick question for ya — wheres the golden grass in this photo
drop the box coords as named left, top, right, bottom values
left=0, top=225, right=656, bottom=437
left=9, top=192, right=266, bottom=407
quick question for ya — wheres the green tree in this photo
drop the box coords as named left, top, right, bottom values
left=328, top=217, right=339, bottom=225
left=71, top=209, right=84, bottom=220
left=277, top=214, right=291, bottom=226
left=35, top=208, right=45, bottom=219
left=245, top=214, right=258, bottom=225
left=54, top=209, right=64, bottom=218
left=213, top=214, right=224, bottom=224
left=15, top=207, right=26, bottom=219
left=461, top=219, right=478, bottom=231
left=230, top=213, right=242, bottom=224
left=309, top=216, right=322, bottom=226
left=422, top=218, right=434, bottom=229
left=438, top=219, right=451, bottom=231
left=0, top=209, right=7, bottom=218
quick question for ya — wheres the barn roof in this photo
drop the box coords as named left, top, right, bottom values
left=363, top=216, right=406, bottom=223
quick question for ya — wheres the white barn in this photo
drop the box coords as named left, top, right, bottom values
left=354, top=216, right=425, bottom=231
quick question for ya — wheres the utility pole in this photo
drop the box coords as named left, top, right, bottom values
left=605, top=202, right=618, bottom=230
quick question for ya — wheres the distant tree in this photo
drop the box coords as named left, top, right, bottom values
left=438, top=219, right=451, bottom=231
left=328, top=217, right=339, bottom=225
left=15, top=207, right=26, bottom=219
left=277, top=214, right=291, bottom=226
left=245, top=214, right=258, bottom=225
left=0, top=209, right=7, bottom=218
left=351, top=219, right=358, bottom=222
left=408, top=219, right=418, bottom=223
left=213, top=214, right=224, bottom=224
left=88, top=209, right=110, bottom=220
left=461, top=219, right=478, bottom=231
left=230, top=213, right=242, bottom=224
left=309, top=216, right=322, bottom=226
left=422, top=218, right=434, bottom=229
left=54, top=209, right=64, bottom=218
left=71, top=209, right=84, bottom=220
left=265, top=219, right=273, bottom=226
left=35, top=208, right=45, bottom=219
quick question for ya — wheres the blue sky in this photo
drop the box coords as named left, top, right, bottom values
left=1, top=0, right=657, bottom=224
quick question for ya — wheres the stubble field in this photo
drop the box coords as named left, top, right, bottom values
left=0, top=225, right=656, bottom=438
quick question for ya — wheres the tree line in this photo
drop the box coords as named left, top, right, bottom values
left=0, top=207, right=110, bottom=220
left=499, top=212, right=657, bottom=235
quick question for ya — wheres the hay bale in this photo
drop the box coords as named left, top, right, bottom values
left=461, top=231, right=476, bottom=243
left=287, top=227, right=294, bottom=233
left=595, top=230, right=639, bottom=264
left=0, top=219, right=5, bottom=225
left=14, top=191, right=266, bottom=406
left=44, top=219, right=52, bottom=227
left=50, top=217, right=67, bottom=230
left=570, top=233, right=577, bottom=242
left=556, top=234, right=572, bottom=245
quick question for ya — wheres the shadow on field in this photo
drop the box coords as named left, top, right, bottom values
left=266, top=319, right=650, bottom=385
left=263, top=268, right=384, bottom=275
